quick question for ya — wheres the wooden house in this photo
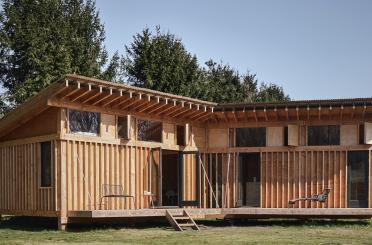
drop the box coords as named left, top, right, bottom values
left=0, top=74, right=372, bottom=230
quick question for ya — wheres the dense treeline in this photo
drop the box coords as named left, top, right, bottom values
left=0, top=0, right=289, bottom=117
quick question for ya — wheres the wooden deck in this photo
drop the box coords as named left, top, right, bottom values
left=68, top=208, right=372, bottom=219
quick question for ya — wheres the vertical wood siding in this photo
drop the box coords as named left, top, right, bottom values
left=0, top=142, right=56, bottom=213
left=261, top=150, right=347, bottom=208
left=59, top=140, right=158, bottom=211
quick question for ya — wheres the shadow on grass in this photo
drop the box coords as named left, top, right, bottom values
left=0, top=215, right=370, bottom=232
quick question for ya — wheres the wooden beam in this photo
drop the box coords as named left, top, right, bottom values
left=253, top=108, right=258, bottom=122
left=170, top=103, right=194, bottom=118
left=91, top=92, right=113, bottom=106
left=264, top=108, right=268, bottom=121
left=113, top=92, right=133, bottom=108
left=60, top=84, right=80, bottom=99
left=296, top=107, right=299, bottom=121
left=274, top=107, right=279, bottom=121
left=101, top=94, right=122, bottom=107
left=147, top=99, right=169, bottom=114
left=285, top=107, right=289, bottom=121
left=243, top=106, right=249, bottom=121
left=82, top=86, right=103, bottom=104
left=340, top=105, right=344, bottom=121
left=351, top=105, right=356, bottom=119
left=232, top=110, right=238, bottom=122
left=318, top=106, right=322, bottom=120
left=362, top=104, right=367, bottom=119
left=69, top=84, right=92, bottom=102
left=307, top=106, right=310, bottom=120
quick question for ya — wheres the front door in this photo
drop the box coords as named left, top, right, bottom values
left=347, top=151, right=369, bottom=208
left=237, top=153, right=261, bottom=207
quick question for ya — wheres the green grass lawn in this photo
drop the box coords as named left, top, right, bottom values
left=1, top=216, right=372, bottom=245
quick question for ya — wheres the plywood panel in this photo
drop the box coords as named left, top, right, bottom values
left=162, top=122, right=175, bottom=145
left=365, top=122, right=372, bottom=144
left=340, top=124, right=358, bottom=146
left=208, top=128, right=228, bottom=148
left=192, top=127, right=206, bottom=149
left=100, top=114, right=116, bottom=139
left=288, top=125, right=299, bottom=146
left=0, top=108, right=59, bottom=141
left=267, top=127, right=283, bottom=147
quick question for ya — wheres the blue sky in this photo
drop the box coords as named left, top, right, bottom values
left=95, top=0, right=372, bottom=100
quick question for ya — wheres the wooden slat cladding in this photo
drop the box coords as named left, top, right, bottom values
left=59, top=140, right=159, bottom=211
left=0, top=142, right=56, bottom=213
left=199, top=153, right=235, bottom=209
left=261, top=150, right=347, bottom=208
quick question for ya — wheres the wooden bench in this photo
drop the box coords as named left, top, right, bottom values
left=99, top=184, right=136, bottom=210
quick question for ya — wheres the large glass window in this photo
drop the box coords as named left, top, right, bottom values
left=118, top=116, right=129, bottom=139
left=307, top=125, right=340, bottom=146
left=40, top=141, right=52, bottom=187
left=137, top=119, right=162, bottom=142
left=236, top=128, right=266, bottom=147
left=69, top=109, right=100, bottom=135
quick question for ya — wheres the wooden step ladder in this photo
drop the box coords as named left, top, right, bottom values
left=165, top=209, right=200, bottom=231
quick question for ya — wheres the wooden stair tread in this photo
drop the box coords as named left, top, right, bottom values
left=173, top=217, right=190, bottom=220
left=178, top=223, right=194, bottom=227
left=165, top=209, right=200, bottom=231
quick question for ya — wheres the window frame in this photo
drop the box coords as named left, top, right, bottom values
left=235, top=127, right=267, bottom=147
left=67, top=109, right=101, bottom=136
left=39, top=141, right=53, bottom=188
left=307, top=124, right=340, bottom=146
left=136, top=117, right=163, bottom=143
left=117, top=115, right=130, bottom=140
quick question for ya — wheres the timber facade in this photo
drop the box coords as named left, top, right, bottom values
left=0, top=74, right=372, bottom=230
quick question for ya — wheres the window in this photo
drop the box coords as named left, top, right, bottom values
left=118, top=116, right=129, bottom=139
left=137, top=119, right=162, bottom=142
left=236, top=127, right=266, bottom=147
left=176, top=125, right=185, bottom=146
left=40, top=141, right=52, bottom=187
left=359, top=124, right=365, bottom=145
left=307, top=125, right=340, bottom=146
left=284, top=126, right=289, bottom=146
left=69, top=109, right=100, bottom=135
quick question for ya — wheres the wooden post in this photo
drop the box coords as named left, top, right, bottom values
left=59, top=141, right=68, bottom=231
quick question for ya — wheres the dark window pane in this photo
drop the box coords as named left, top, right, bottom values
left=307, top=125, right=340, bottom=146
left=118, top=116, right=128, bottom=139
left=69, top=109, right=100, bottom=135
left=348, top=151, right=369, bottom=208
left=176, top=125, right=185, bottom=146
left=40, top=141, right=52, bottom=187
left=284, top=126, right=288, bottom=146
left=359, top=124, right=365, bottom=145
left=236, top=128, right=266, bottom=147
left=137, top=119, right=162, bottom=142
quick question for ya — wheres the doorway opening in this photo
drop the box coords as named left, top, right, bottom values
left=237, top=153, right=261, bottom=207
left=347, top=151, right=369, bottom=208
left=161, top=150, right=179, bottom=207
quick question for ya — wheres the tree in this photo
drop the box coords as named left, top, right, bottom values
left=0, top=0, right=120, bottom=111
left=256, top=83, right=290, bottom=102
left=123, top=26, right=290, bottom=104
left=123, top=26, right=202, bottom=98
